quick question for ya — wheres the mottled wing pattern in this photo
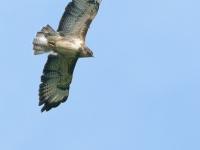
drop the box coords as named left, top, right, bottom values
left=57, top=0, right=101, bottom=41
left=39, top=53, right=78, bottom=112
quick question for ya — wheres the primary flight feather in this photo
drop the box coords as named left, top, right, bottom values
left=32, top=0, right=102, bottom=112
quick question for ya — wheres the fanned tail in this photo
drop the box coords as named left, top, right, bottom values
left=32, top=24, right=58, bottom=55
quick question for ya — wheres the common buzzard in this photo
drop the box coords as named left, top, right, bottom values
left=32, top=0, right=102, bottom=112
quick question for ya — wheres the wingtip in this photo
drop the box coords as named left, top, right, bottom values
left=41, top=105, right=52, bottom=113
left=40, top=102, right=55, bottom=112
left=41, top=105, right=46, bottom=112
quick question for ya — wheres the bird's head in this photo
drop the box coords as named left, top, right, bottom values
left=77, top=46, right=94, bottom=58
left=86, top=48, right=94, bottom=57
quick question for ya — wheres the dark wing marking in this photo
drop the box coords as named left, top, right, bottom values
left=39, top=53, right=78, bottom=112
left=57, top=0, right=101, bottom=41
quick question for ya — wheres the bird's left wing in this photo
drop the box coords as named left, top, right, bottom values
left=57, top=0, right=102, bottom=41
left=39, top=53, right=78, bottom=112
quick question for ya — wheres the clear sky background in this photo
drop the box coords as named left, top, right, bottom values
left=1, top=0, right=200, bottom=149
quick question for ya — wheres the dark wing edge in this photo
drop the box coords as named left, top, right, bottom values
left=57, top=0, right=101, bottom=41
left=39, top=53, right=78, bottom=112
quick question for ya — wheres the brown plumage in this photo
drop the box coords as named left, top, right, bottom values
left=32, top=0, right=102, bottom=112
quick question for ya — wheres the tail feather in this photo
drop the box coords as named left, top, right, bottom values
left=33, top=45, right=50, bottom=55
left=32, top=37, right=47, bottom=46
left=41, top=24, right=58, bottom=36
left=36, top=32, right=46, bottom=38
left=32, top=24, right=58, bottom=55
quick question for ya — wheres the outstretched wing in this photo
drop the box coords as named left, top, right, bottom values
left=57, top=0, right=102, bottom=41
left=39, top=53, right=78, bottom=112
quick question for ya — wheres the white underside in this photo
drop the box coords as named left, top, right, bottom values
left=54, top=38, right=84, bottom=55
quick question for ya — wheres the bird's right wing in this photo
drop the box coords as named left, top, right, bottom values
left=39, top=53, right=78, bottom=112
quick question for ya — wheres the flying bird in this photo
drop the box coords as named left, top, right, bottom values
left=32, top=0, right=102, bottom=112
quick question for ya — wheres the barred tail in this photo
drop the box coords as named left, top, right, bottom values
left=32, top=24, right=58, bottom=55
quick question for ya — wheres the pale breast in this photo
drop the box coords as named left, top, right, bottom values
left=55, top=38, right=84, bottom=55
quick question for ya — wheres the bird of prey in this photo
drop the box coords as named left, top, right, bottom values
left=32, top=0, right=102, bottom=112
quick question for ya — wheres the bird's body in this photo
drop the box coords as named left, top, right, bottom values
left=32, top=0, right=102, bottom=112
left=47, top=36, right=84, bottom=56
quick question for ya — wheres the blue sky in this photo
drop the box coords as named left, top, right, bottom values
left=1, top=0, right=200, bottom=149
